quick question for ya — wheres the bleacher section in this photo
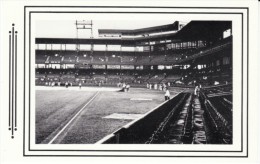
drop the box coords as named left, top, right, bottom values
left=36, top=51, right=48, bottom=64
left=35, top=39, right=231, bottom=87
left=35, top=50, right=198, bottom=65
left=161, top=75, right=181, bottom=83
left=147, top=74, right=165, bottom=83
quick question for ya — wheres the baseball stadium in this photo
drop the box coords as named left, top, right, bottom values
left=35, top=20, right=232, bottom=144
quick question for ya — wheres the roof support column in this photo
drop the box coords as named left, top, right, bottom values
left=105, top=44, right=108, bottom=56
left=164, top=39, right=167, bottom=59
left=149, top=40, right=151, bottom=62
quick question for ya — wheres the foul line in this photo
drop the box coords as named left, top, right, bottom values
left=48, top=91, right=100, bottom=144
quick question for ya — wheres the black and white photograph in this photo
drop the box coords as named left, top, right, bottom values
left=35, top=19, right=233, bottom=145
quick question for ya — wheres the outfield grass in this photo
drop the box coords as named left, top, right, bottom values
left=36, top=87, right=183, bottom=144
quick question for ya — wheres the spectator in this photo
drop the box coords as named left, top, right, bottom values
left=159, top=84, right=162, bottom=91
left=117, top=82, right=121, bottom=88
left=165, top=88, right=170, bottom=101
left=194, top=85, right=199, bottom=96
left=154, top=83, right=158, bottom=90
left=122, top=83, right=126, bottom=92
left=163, top=83, right=167, bottom=91
left=126, top=84, right=130, bottom=92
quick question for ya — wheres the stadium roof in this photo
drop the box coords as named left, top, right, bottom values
left=35, top=33, right=181, bottom=46
left=36, top=21, right=231, bottom=45
left=36, top=38, right=135, bottom=46
left=174, top=21, right=232, bottom=41
left=98, top=21, right=179, bottom=36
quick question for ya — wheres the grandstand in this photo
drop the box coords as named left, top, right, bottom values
left=35, top=20, right=233, bottom=144
left=35, top=21, right=232, bottom=87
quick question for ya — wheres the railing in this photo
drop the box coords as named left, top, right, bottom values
left=200, top=91, right=232, bottom=144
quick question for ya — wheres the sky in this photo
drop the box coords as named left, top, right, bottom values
left=35, top=19, right=190, bottom=39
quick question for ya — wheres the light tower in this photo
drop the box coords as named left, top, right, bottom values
left=75, top=20, right=93, bottom=54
